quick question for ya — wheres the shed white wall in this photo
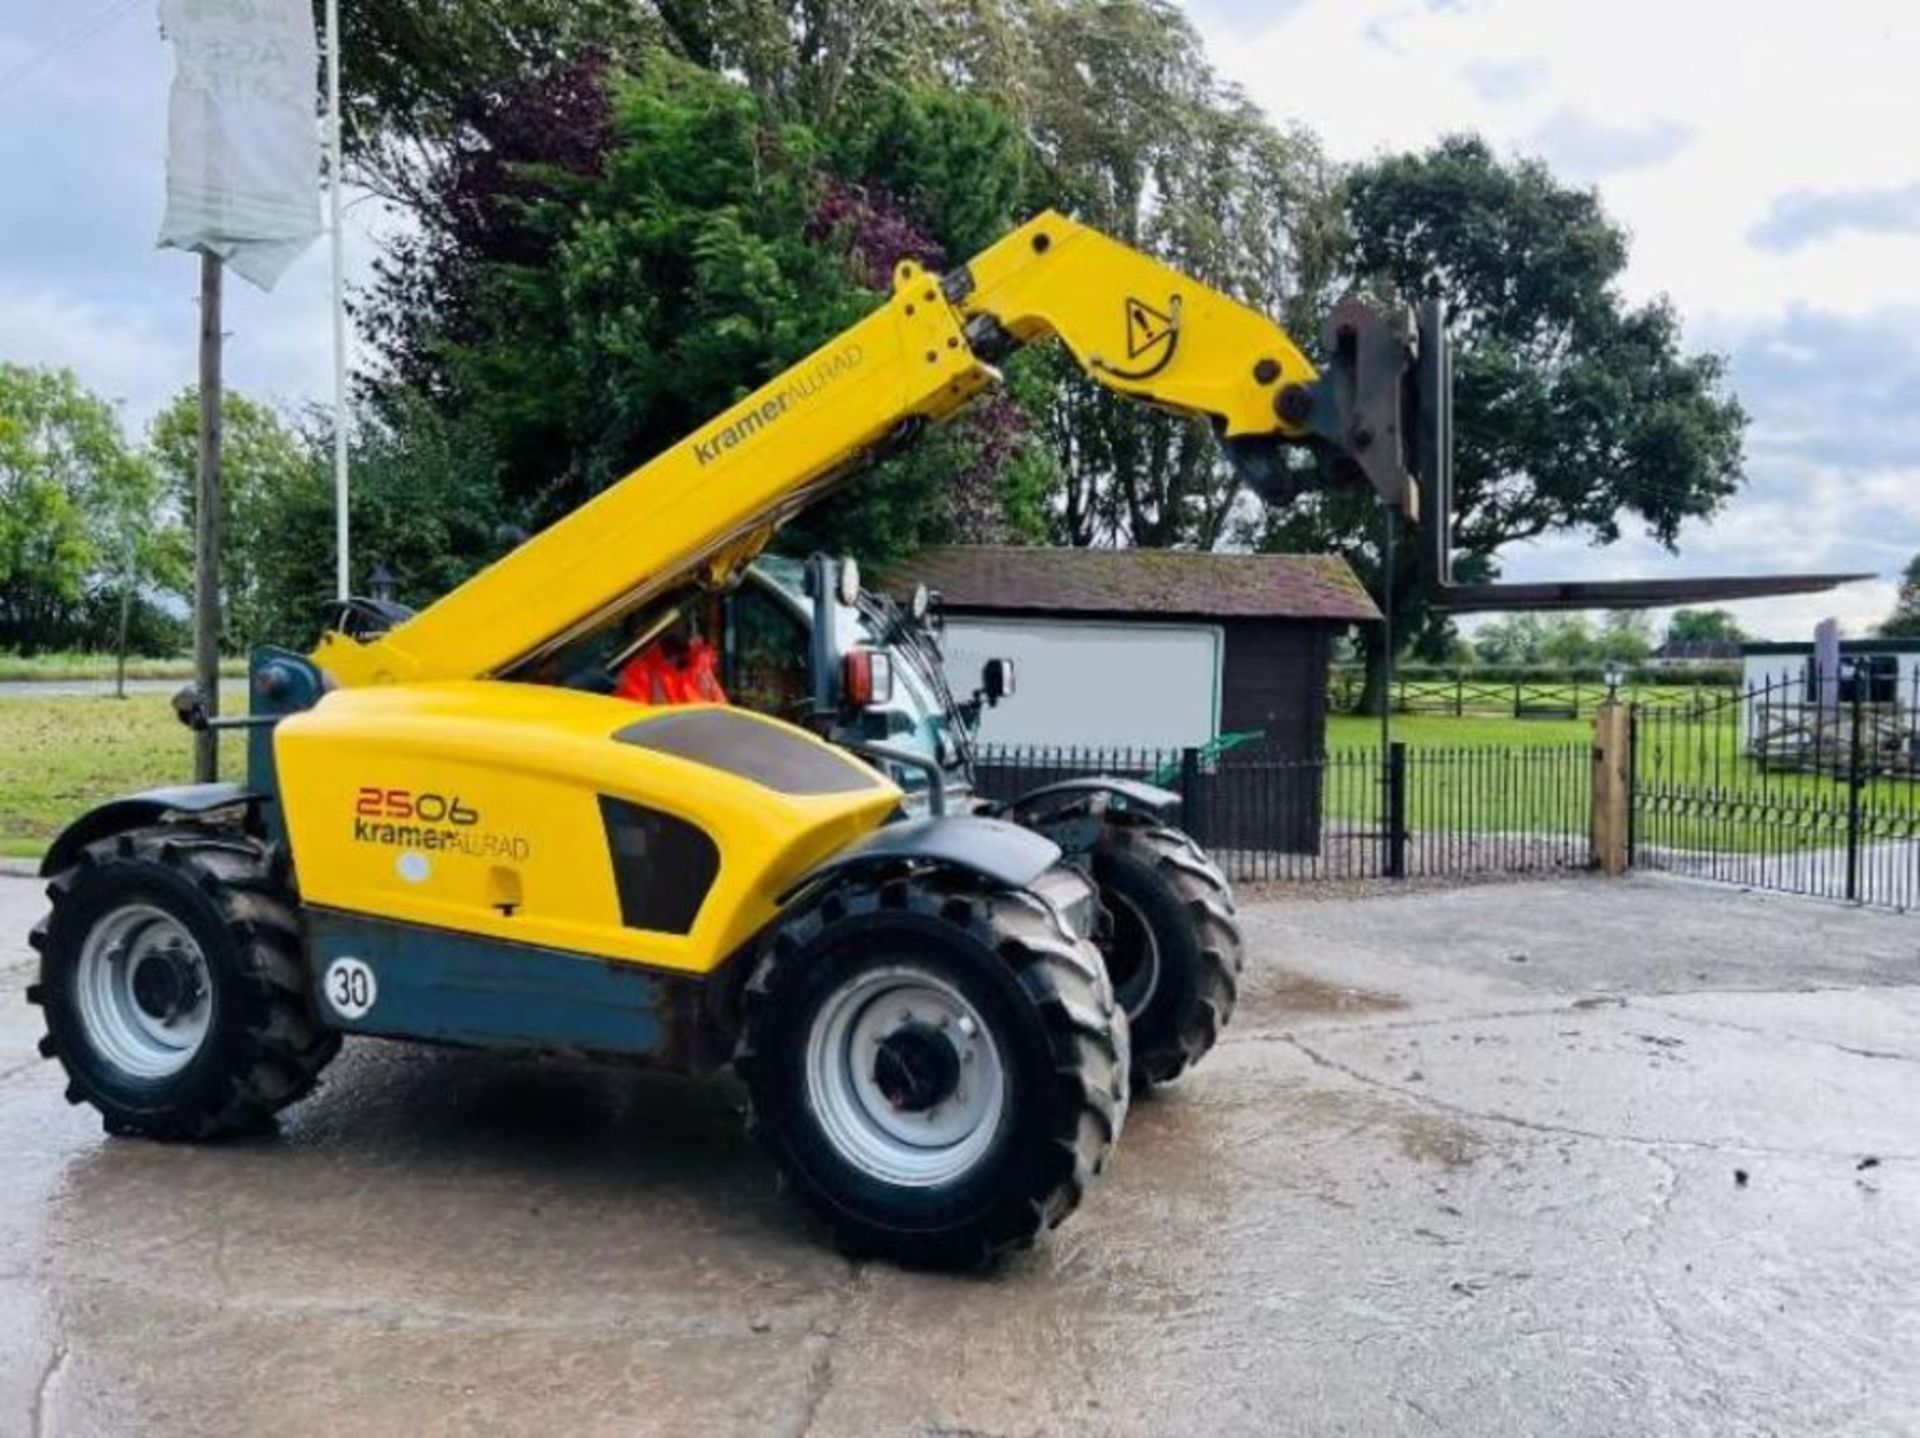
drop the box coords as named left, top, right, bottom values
left=1738, top=648, right=1920, bottom=747
left=940, top=617, right=1223, bottom=750
left=1741, top=650, right=1920, bottom=696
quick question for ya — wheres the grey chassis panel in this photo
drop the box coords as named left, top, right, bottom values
left=41, top=783, right=262, bottom=876
left=777, top=815, right=1061, bottom=903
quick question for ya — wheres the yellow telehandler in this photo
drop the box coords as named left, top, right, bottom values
left=23, top=211, right=1491, bottom=1264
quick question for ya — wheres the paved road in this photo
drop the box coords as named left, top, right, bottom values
left=0, top=680, right=186, bottom=699
left=2, top=874, right=1917, bottom=1435
left=0, top=679, right=250, bottom=700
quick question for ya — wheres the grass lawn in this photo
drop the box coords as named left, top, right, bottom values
left=1326, top=713, right=1592, bottom=750
left=1323, top=707, right=1916, bottom=852
left=0, top=693, right=212, bottom=859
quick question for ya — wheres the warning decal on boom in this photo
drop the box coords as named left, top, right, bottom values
left=1126, top=298, right=1175, bottom=358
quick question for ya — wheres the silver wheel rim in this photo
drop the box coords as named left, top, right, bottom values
left=74, top=904, right=213, bottom=1080
left=1103, top=889, right=1162, bottom=1021
left=804, top=965, right=1007, bottom=1188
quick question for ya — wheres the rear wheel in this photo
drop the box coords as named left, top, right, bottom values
left=28, top=827, right=340, bottom=1139
left=737, top=864, right=1127, bottom=1267
left=1091, top=822, right=1242, bottom=1087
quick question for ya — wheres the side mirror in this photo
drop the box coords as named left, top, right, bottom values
left=981, top=658, right=1015, bottom=705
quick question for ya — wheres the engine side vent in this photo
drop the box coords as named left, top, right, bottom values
left=597, top=796, right=720, bottom=935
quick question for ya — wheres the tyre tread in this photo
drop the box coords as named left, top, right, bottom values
left=33, top=825, right=339, bottom=1140
left=736, top=863, right=1127, bottom=1267
left=1101, top=822, right=1243, bottom=1086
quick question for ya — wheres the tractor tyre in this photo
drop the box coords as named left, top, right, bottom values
left=736, top=863, right=1127, bottom=1268
left=1090, top=821, right=1242, bottom=1088
left=27, top=826, right=340, bottom=1140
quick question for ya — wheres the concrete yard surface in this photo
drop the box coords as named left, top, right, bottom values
left=1, top=873, right=1917, bottom=1435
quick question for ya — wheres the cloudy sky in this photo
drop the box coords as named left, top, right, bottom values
left=1189, top=0, right=1918, bottom=636
left=3, top=0, right=1916, bottom=638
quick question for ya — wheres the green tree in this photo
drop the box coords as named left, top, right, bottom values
left=315, top=0, right=656, bottom=206
left=235, top=402, right=515, bottom=649
left=1878, top=557, right=1920, bottom=638
left=334, top=1, right=1340, bottom=560
left=1597, top=609, right=1654, bottom=664
left=368, top=51, right=1051, bottom=567
left=1256, top=136, right=1747, bottom=712
left=150, top=390, right=311, bottom=652
left=0, top=365, right=177, bottom=654
left=1536, top=616, right=1596, bottom=668
left=1665, top=607, right=1748, bottom=647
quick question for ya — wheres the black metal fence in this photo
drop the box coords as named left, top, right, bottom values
left=1632, top=668, right=1920, bottom=907
left=974, top=738, right=1592, bottom=884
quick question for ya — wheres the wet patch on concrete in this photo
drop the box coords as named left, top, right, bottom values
left=1244, top=968, right=1407, bottom=1024
left=1395, top=1112, right=1486, bottom=1169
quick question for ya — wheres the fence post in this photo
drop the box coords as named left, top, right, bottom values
left=1180, top=746, right=1203, bottom=846
left=1385, top=741, right=1407, bottom=878
left=1845, top=685, right=1865, bottom=903
left=1591, top=697, right=1631, bottom=875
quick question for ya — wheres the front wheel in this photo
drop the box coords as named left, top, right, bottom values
left=736, top=865, right=1127, bottom=1267
left=28, top=827, right=339, bottom=1139
left=1091, top=822, right=1242, bottom=1087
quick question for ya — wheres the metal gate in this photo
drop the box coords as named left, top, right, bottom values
left=1631, top=671, right=1920, bottom=907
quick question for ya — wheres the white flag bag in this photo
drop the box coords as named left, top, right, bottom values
left=158, top=0, right=322, bottom=291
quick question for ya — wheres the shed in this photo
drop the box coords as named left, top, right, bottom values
left=1740, top=638, right=1920, bottom=702
left=882, top=546, right=1379, bottom=755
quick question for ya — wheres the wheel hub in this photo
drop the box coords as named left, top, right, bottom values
left=74, top=904, right=214, bottom=1080
left=130, top=945, right=203, bottom=1023
left=872, top=1020, right=962, bottom=1112
left=804, top=966, right=1008, bottom=1188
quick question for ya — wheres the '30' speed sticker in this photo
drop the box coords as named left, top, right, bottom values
left=323, top=957, right=378, bottom=1019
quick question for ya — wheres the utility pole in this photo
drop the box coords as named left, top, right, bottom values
left=194, top=252, right=223, bottom=783
left=326, top=0, right=350, bottom=600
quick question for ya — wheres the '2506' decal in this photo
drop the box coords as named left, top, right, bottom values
left=355, top=788, right=480, bottom=825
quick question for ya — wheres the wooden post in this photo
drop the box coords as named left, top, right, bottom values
left=193, top=253, right=223, bottom=783
left=1591, top=697, right=1631, bottom=875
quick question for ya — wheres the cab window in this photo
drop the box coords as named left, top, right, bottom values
left=726, top=584, right=811, bottom=718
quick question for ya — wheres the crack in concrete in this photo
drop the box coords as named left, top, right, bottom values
left=791, top=1256, right=865, bottom=1438
left=0, top=1055, right=45, bottom=1091
left=1233, top=1004, right=1569, bottom=1046
left=28, top=1338, right=67, bottom=1438
left=1628, top=1002, right=1920, bottom=1065
left=1278, top=1032, right=1920, bottom=1164
left=44, top=1267, right=839, bottom=1342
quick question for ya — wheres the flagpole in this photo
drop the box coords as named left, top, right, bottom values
left=325, top=0, right=349, bottom=601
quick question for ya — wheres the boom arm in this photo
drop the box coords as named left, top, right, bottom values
left=312, top=212, right=1335, bottom=687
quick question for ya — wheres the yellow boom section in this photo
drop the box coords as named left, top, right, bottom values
left=952, top=213, right=1319, bottom=439
left=313, top=212, right=1322, bottom=687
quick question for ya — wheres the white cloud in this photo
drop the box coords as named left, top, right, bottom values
left=1204, top=0, right=1920, bottom=322
left=0, top=283, right=182, bottom=421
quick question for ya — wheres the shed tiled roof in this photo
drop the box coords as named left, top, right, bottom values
left=880, top=546, right=1380, bottom=623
